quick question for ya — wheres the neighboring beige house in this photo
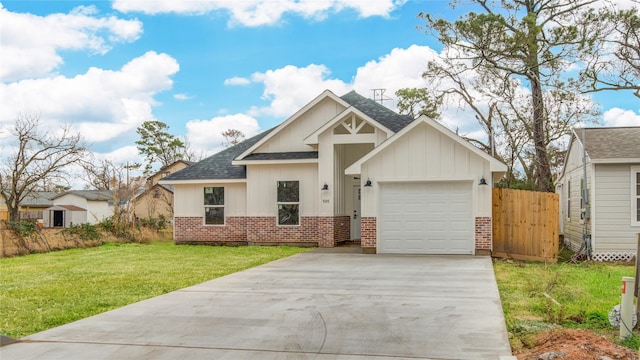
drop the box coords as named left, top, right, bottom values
left=0, top=191, right=56, bottom=221
left=556, top=127, right=640, bottom=261
left=133, top=160, right=192, bottom=221
left=161, top=90, right=506, bottom=254
left=43, top=190, right=113, bottom=227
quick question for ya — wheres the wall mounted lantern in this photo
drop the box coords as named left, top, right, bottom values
left=321, top=183, right=329, bottom=191
left=364, top=178, right=373, bottom=187
left=479, top=177, right=488, bottom=186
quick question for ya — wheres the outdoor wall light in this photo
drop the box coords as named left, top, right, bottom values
left=321, top=183, right=329, bottom=191
left=364, top=178, right=372, bottom=187
left=479, top=177, right=488, bottom=186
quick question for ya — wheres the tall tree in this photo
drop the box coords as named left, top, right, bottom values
left=420, top=0, right=605, bottom=192
left=395, top=88, right=441, bottom=119
left=580, top=4, right=640, bottom=99
left=135, top=120, right=185, bottom=175
left=0, top=114, right=89, bottom=222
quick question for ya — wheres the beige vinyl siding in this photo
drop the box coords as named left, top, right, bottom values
left=173, top=183, right=246, bottom=217
left=560, top=138, right=592, bottom=250
left=593, top=164, right=639, bottom=252
left=246, top=163, right=318, bottom=216
left=255, top=98, right=347, bottom=153
left=360, top=121, right=490, bottom=218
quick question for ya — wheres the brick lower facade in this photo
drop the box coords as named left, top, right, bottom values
left=361, top=217, right=377, bottom=253
left=175, top=216, right=351, bottom=247
left=174, top=216, right=247, bottom=244
left=174, top=215, right=492, bottom=254
left=474, top=217, right=492, bottom=251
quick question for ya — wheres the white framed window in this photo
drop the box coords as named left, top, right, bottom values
left=204, top=187, right=224, bottom=225
left=277, top=181, right=299, bottom=226
left=632, top=166, right=640, bottom=226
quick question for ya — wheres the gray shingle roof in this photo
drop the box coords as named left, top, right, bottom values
left=162, top=129, right=274, bottom=181
left=242, top=152, right=318, bottom=161
left=163, top=91, right=412, bottom=181
left=17, top=191, right=56, bottom=207
left=580, top=127, right=640, bottom=160
left=340, top=91, right=414, bottom=132
left=53, top=190, right=113, bottom=201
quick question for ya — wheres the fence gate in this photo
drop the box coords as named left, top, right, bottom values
left=492, top=188, right=559, bottom=262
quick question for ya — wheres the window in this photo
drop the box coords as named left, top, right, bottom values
left=277, top=181, right=299, bottom=225
left=204, top=187, right=224, bottom=225
left=633, top=167, right=640, bottom=226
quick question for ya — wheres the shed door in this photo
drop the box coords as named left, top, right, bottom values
left=378, top=182, right=474, bottom=254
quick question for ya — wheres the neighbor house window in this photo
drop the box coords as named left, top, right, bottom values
left=204, top=187, right=224, bottom=225
left=633, top=167, right=640, bottom=226
left=277, top=181, right=299, bottom=225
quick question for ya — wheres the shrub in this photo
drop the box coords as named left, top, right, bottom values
left=8, top=220, right=38, bottom=238
left=63, top=223, right=100, bottom=241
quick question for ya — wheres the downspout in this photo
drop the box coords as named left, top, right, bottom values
left=582, top=128, right=592, bottom=259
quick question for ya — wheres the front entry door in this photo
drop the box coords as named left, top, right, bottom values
left=53, top=210, right=64, bottom=227
left=351, top=185, right=361, bottom=240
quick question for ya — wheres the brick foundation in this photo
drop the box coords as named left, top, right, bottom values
left=174, top=217, right=247, bottom=244
left=174, top=216, right=351, bottom=248
left=475, top=217, right=492, bottom=251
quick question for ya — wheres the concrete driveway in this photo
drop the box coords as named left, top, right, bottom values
left=2, top=248, right=513, bottom=359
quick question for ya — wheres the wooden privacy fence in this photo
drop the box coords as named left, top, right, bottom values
left=492, top=188, right=559, bottom=262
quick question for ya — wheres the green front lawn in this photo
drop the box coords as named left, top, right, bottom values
left=0, top=242, right=310, bottom=338
left=493, top=256, right=638, bottom=350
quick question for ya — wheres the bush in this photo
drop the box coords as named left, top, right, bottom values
left=8, top=220, right=38, bottom=238
left=63, top=223, right=100, bottom=241
left=137, top=215, right=168, bottom=230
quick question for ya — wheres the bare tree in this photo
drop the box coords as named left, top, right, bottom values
left=221, top=129, right=245, bottom=147
left=580, top=4, right=640, bottom=99
left=420, top=0, right=607, bottom=191
left=0, top=114, right=89, bottom=222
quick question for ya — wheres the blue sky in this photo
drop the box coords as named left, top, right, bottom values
left=1, top=0, right=638, bottom=175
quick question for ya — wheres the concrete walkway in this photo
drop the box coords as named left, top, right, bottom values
left=2, top=250, right=513, bottom=359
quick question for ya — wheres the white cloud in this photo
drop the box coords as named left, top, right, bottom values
left=0, top=3, right=142, bottom=82
left=250, top=64, right=351, bottom=117
left=0, top=51, right=179, bottom=144
left=112, top=0, right=403, bottom=26
left=185, top=114, right=261, bottom=156
left=352, top=45, right=438, bottom=106
left=224, top=77, right=251, bottom=86
left=174, top=93, right=192, bottom=100
left=603, top=108, right=640, bottom=127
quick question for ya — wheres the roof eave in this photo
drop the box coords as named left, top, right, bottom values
left=232, top=159, right=319, bottom=166
left=159, top=179, right=247, bottom=185
left=591, top=158, right=640, bottom=164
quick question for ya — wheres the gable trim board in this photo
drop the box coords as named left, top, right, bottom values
left=164, top=90, right=505, bottom=254
left=556, top=127, right=640, bottom=261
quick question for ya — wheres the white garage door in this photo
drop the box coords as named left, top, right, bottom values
left=379, top=182, right=474, bottom=254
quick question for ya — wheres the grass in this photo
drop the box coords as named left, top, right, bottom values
left=493, top=249, right=637, bottom=350
left=0, top=241, right=310, bottom=338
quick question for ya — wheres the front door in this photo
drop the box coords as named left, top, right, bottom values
left=351, top=185, right=361, bottom=240
left=53, top=210, right=64, bottom=227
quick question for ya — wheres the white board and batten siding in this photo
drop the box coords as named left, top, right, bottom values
left=360, top=121, right=492, bottom=254
left=246, top=163, right=319, bottom=217
left=173, top=183, right=247, bottom=218
left=593, top=164, right=639, bottom=252
left=255, top=97, right=347, bottom=153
